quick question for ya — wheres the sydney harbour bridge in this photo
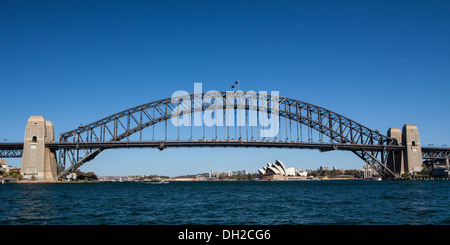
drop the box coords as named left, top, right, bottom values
left=1, top=90, right=449, bottom=180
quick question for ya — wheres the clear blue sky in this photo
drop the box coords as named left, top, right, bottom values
left=1, top=0, right=449, bottom=176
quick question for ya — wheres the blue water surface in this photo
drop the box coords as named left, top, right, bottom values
left=1, top=180, right=449, bottom=225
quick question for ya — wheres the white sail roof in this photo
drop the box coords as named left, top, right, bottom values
left=257, top=159, right=308, bottom=178
left=272, top=163, right=286, bottom=176
left=258, top=168, right=266, bottom=175
left=267, top=166, right=281, bottom=175
left=285, top=167, right=296, bottom=176
left=275, top=159, right=287, bottom=175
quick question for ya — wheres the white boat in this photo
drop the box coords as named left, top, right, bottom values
left=364, top=177, right=382, bottom=181
left=1, top=178, right=18, bottom=184
left=147, top=179, right=169, bottom=184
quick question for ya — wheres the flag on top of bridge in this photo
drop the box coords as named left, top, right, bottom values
left=231, top=80, right=239, bottom=89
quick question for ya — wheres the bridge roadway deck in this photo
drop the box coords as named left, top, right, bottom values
left=49, top=141, right=405, bottom=151
left=1, top=141, right=448, bottom=153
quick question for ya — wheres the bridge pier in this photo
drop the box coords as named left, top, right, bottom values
left=20, top=116, right=57, bottom=181
left=387, top=128, right=404, bottom=175
left=387, top=124, right=423, bottom=177
left=403, top=124, right=423, bottom=174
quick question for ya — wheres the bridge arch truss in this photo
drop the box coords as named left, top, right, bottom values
left=57, top=91, right=399, bottom=179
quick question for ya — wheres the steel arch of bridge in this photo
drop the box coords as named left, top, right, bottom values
left=57, top=91, right=399, bottom=179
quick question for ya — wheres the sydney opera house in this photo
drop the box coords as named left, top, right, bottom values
left=257, top=159, right=308, bottom=180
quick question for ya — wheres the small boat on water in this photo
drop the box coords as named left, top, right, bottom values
left=147, top=179, right=169, bottom=184
left=363, top=177, right=382, bottom=181
left=1, top=178, right=18, bottom=184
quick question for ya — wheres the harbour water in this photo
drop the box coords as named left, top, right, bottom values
left=1, top=180, right=449, bottom=225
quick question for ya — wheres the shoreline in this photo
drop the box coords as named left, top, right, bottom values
left=8, top=178, right=448, bottom=184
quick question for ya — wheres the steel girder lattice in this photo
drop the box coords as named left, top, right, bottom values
left=0, top=149, right=23, bottom=158
left=57, top=92, right=399, bottom=179
left=422, top=147, right=450, bottom=160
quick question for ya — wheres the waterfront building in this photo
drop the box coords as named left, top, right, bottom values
left=257, top=159, right=308, bottom=180
left=363, top=164, right=378, bottom=178
left=66, top=172, right=77, bottom=181
left=0, top=158, right=7, bottom=171
left=0, top=158, right=20, bottom=173
left=432, top=166, right=450, bottom=179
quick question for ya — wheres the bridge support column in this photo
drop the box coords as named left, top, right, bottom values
left=21, top=116, right=57, bottom=181
left=387, top=128, right=404, bottom=175
left=402, top=124, right=423, bottom=175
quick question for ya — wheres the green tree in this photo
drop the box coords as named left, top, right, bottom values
left=417, top=168, right=432, bottom=178
left=322, top=170, right=331, bottom=176
left=74, top=169, right=98, bottom=181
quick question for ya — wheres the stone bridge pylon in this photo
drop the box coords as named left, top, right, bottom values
left=20, top=116, right=57, bottom=181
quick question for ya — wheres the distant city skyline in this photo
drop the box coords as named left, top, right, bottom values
left=1, top=0, right=449, bottom=177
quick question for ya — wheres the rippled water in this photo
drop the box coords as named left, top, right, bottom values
left=1, top=180, right=449, bottom=225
